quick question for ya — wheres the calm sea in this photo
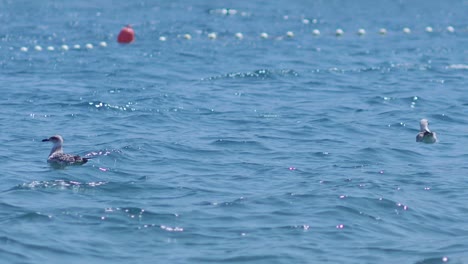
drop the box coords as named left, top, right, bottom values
left=1, top=1, right=468, bottom=263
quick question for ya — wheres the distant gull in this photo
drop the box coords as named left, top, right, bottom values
left=416, top=119, right=437, bottom=143
left=42, top=135, right=89, bottom=165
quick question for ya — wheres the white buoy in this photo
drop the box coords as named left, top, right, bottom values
left=302, top=18, right=310, bottom=24
left=47, top=46, right=54, bottom=51
left=73, top=44, right=81, bottom=49
left=357, top=28, right=366, bottom=36
left=403, top=27, right=411, bottom=34
left=425, top=26, right=433, bottom=33
left=183, top=34, right=192, bottom=40
left=159, top=36, right=167, bottom=41
left=61, top=44, right=69, bottom=51
left=34, top=45, right=42, bottom=51
left=260, top=32, right=269, bottom=39
left=447, top=26, right=455, bottom=33
left=235, top=32, right=244, bottom=39
left=99, top=41, right=107, bottom=47
left=20, top=47, right=28, bottom=52
left=335, top=28, right=344, bottom=36
left=379, top=28, right=387, bottom=35
left=312, top=29, right=320, bottom=36
left=228, top=9, right=237, bottom=15
left=85, top=43, right=93, bottom=49
left=286, top=31, right=294, bottom=38
left=207, top=32, right=217, bottom=39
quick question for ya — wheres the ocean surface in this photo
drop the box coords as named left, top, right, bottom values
left=1, top=1, right=468, bottom=263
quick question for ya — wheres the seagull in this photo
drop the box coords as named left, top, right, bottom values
left=416, top=119, right=437, bottom=143
left=42, top=135, right=89, bottom=165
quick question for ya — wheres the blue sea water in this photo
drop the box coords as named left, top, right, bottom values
left=1, top=0, right=468, bottom=263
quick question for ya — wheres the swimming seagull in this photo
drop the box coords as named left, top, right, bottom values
left=416, top=119, right=437, bottom=143
left=42, top=135, right=89, bottom=165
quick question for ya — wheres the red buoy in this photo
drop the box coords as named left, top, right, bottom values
left=117, top=25, right=135, bottom=44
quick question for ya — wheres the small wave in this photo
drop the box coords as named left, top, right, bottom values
left=414, top=256, right=451, bottom=264
left=202, top=69, right=299, bottom=81
left=14, top=211, right=53, bottom=221
left=211, top=139, right=270, bottom=151
left=85, top=148, right=122, bottom=157
left=447, top=64, right=468, bottom=70
left=16, top=180, right=107, bottom=190
left=88, top=101, right=136, bottom=111
left=198, top=197, right=246, bottom=207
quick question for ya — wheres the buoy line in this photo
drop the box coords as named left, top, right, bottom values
left=13, top=25, right=463, bottom=52
left=18, top=41, right=108, bottom=53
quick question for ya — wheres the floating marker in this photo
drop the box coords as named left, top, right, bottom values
left=447, top=26, right=454, bottom=33
left=34, top=45, right=42, bottom=51
left=379, top=28, right=387, bottom=35
left=357, top=28, right=366, bottom=36
left=425, top=26, right=433, bottom=33
left=335, top=28, right=344, bottom=36
left=61, top=44, right=69, bottom=51
left=159, top=36, right=167, bottom=41
left=20, top=47, right=28, bottom=52
left=302, top=18, right=310, bottom=24
left=99, top=41, right=107, bottom=47
left=117, top=25, right=135, bottom=43
left=403, top=27, right=411, bottom=34
left=85, top=43, right=93, bottom=49
left=73, top=44, right=80, bottom=49
left=286, top=31, right=294, bottom=38
left=207, top=32, right=217, bottom=39
left=183, top=34, right=192, bottom=40
left=312, top=29, right=320, bottom=36
left=47, top=46, right=54, bottom=51
left=235, top=32, right=243, bottom=39
left=260, top=32, right=268, bottom=39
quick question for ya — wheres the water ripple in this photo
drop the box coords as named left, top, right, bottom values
left=201, top=69, right=299, bottom=81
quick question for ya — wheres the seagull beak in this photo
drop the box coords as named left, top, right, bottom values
left=42, top=138, right=50, bottom=142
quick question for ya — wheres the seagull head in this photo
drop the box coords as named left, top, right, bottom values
left=42, top=135, right=64, bottom=146
left=419, top=119, right=431, bottom=133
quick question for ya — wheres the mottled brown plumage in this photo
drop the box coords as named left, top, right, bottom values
left=42, top=135, right=89, bottom=165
